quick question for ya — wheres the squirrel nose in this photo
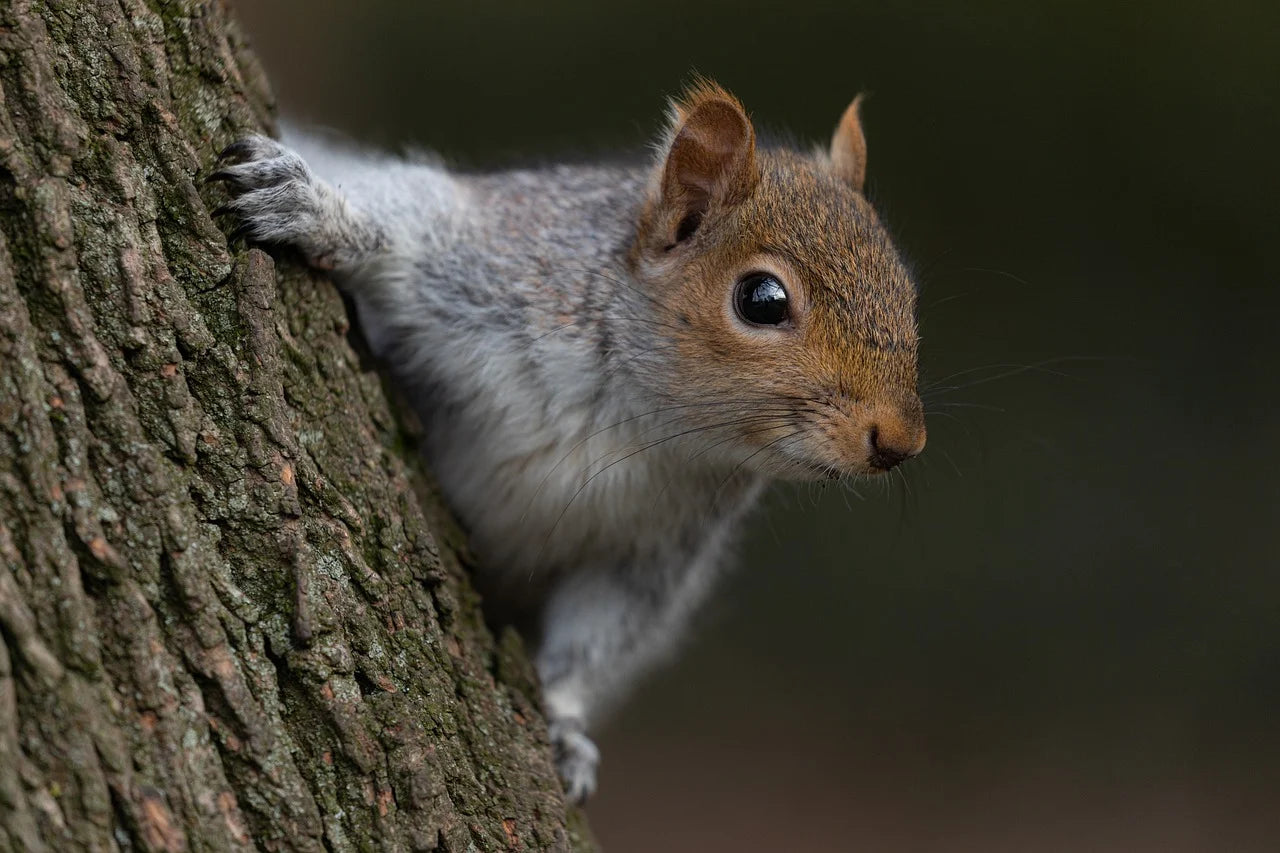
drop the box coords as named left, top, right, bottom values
left=868, top=422, right=926, bottom=471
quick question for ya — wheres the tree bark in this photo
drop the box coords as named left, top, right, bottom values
left=0, top=1, right=593, bottom=850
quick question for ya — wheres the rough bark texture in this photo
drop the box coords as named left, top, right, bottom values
left=0, top=1, right=593, bottom=850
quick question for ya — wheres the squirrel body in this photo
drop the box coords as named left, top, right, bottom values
left=215, top=81, right=925, bottom=802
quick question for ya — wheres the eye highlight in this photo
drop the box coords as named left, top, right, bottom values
left=734, top=273, right=790, bottom=326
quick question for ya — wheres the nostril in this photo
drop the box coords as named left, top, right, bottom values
left=868, top=424, right=915, bottom=471
left=870, top=447, right=909, bottom=471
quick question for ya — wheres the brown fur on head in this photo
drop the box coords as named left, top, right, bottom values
left=630, top=80, right=925, bottom=479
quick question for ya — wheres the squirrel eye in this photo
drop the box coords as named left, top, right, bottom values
left=734, top=273, right=790, bottom=326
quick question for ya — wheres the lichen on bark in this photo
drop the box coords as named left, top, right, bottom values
left=0, top=1, right=592, bottom=850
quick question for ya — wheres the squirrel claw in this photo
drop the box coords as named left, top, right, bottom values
left=217, top=138, right=257, bottom=163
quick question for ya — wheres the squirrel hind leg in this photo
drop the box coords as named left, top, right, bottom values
left=211, top=135, right=380, bottom=270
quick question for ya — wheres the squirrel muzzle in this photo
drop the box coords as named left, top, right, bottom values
left=862, top=398, right=926, bottom=473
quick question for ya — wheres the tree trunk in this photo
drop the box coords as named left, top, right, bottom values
left=0, top=1, right=593, bottom=850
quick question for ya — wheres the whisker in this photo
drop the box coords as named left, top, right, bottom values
left=712, top=429, right=808, bottom=505
left=928, top=401, right=1006, bottom=413
left=559, top=266, right=665, bottom=309
left=686, top=416, right=797, bottom=463
left=923, top=410, right=970, bottom=429
left=651, top=418, right=798, bottom=509
left=922, top=355, right=1108, bottom=397
left=601, top=342, right=681, bottom=383
left=962, top=266, right=1032, bottom=287
left=922, top=361, right=1058, bottom=392
left=534, top=414, right=800, bottom=562
left=922, top=291, right=971, bottom=310
left=519, top=398, right=800, bottom=522
left=525, top=314, right=690, bottom=349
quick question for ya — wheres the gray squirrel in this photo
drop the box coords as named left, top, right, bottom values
left=212, top=79, right=926, bottom=803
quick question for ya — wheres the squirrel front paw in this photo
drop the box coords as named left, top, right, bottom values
left=210, top=136, right=360, bottom=270
left=547, top=717, right=599, bottom=804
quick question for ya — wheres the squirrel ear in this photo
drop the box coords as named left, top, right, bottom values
left=659, top=81, right=757, bottom=241
left=829, top=94, right=868, bottom=192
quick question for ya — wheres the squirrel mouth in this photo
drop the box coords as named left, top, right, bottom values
left=783, top=458, right=844, bottom=481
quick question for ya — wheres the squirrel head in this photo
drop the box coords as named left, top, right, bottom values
left=630, top=80, right=925, bottom=479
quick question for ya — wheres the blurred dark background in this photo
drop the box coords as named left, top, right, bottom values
left=233, top=2, right=1279, bottom=849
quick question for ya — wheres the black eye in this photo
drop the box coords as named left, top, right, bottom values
left=734, top=273, right=790, bottom=326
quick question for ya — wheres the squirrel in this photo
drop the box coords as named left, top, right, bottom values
left=212, top=79, right=926, bottom=803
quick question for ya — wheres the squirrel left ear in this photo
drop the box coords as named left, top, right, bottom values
left=829, top=94, right=868, bottom=193
left=658, top=81, right=758, bottom=243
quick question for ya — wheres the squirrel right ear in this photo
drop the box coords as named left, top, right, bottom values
left=658, top=81, right=757, bottom=244
left=829, top=94, right=868, bottom=193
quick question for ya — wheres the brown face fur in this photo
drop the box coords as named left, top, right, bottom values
left=630, top=82, right=925, bottom=479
